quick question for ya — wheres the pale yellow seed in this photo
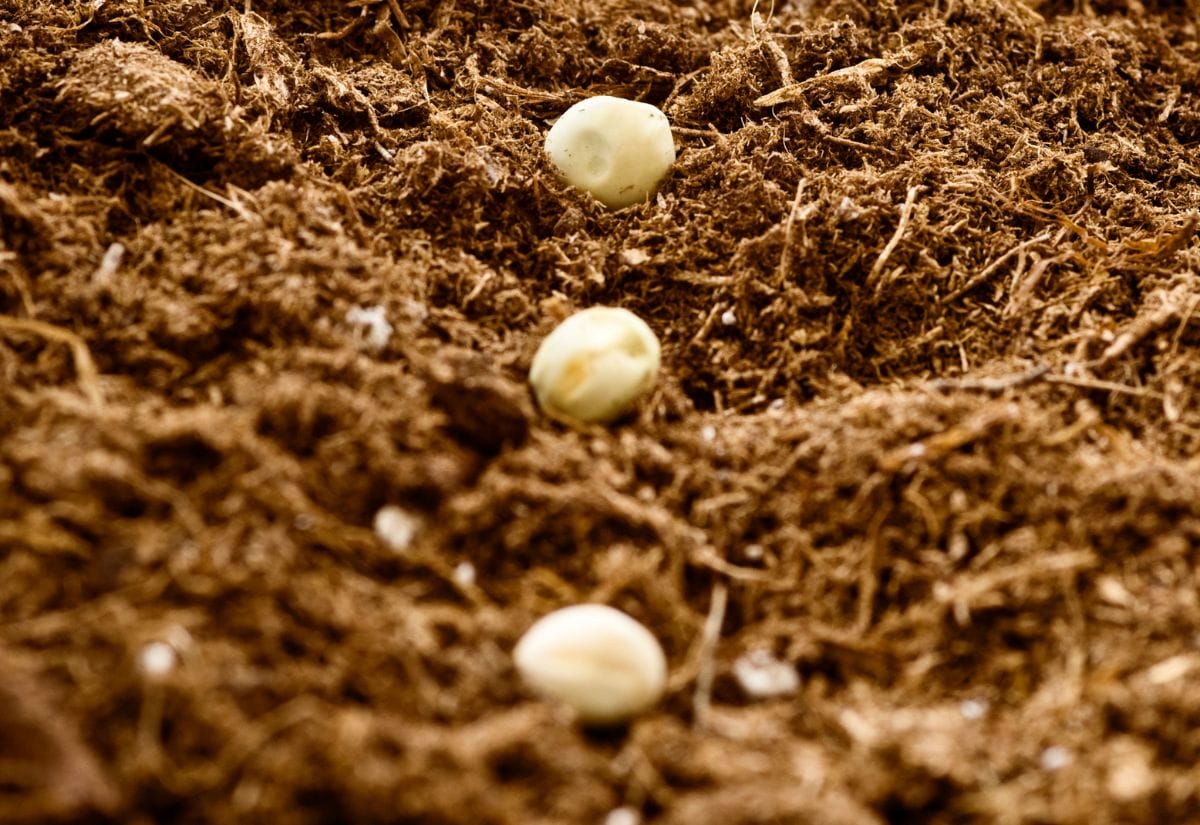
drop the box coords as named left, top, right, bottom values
left=529, top=306, right=660, bottom=426
left=513, top=604, right=667, bottom=725
left=544, top=96, right=676, bottom=209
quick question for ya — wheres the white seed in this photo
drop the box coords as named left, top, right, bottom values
left=529, top=306, right=660, bottom=426
left=959, top=698, right=988, bottom=720
left=452, top=561, right=476, bottom=588
left=345, top=305, right=393, bottom=352
left=544, top=96, right=676, bottom=209
left=604, top=808, right=641, bottom=825
left=513, top=604, right=667, bottom=725
left=1040, top=746, right=1072, bottom=771
left=732, top=649, right=799, bottom=699
left=373, top=505, right=421, bottom=552
left=138, top=641, right=177, bottom=677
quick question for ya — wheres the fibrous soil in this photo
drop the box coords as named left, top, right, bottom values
left=4, top=0, right=1200, bottom=822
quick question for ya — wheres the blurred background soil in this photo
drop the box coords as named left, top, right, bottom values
left=4, top=0, right=1200, bottom=821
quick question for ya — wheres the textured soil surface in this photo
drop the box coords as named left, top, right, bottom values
left=4, top=0, right=1200, bottom=822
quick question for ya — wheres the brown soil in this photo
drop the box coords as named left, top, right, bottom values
left=4, top=0, right=1200, bottom=822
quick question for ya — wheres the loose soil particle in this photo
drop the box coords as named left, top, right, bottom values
left=4, top=0, right=1200, bottom=822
